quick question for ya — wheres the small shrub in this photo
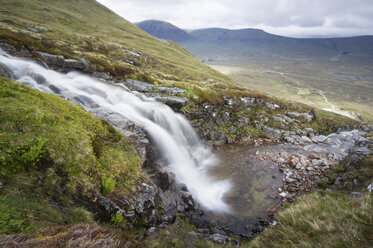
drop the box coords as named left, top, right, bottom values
left=102, top=177, right=116, bottom=194
left=110, top=213, right=123, bottom=224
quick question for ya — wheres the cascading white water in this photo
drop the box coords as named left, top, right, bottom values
left=0, top=49, right=231, bottom=212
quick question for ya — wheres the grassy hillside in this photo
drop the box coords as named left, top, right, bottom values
left=0, top=77, right=142, bottom=238
left=0, top=0, right=230, bottom=83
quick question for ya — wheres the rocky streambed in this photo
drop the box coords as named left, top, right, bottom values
left=193, top=129, right=373, bottom=240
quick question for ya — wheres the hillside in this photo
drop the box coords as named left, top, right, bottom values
left=0, top=0, right=230, bottom=84
left=137, top=20, right=373, bottom=122
left=136, top=20, right=192, bottom=42
left=1, top=1, right=372, bottom=247
left=137, top=20, right=373, bottom=62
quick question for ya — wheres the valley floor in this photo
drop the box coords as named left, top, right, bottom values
left=210, top=59, right=373, bottom=122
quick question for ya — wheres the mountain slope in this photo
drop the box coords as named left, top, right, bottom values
left=136, top=20, right=192, bottom=42
left=0, top=0, right=229, bottom=83
left=137, top=20, right=373, bottom=62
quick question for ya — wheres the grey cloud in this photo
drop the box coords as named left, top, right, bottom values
left=97, top=0, right=373, bottom=37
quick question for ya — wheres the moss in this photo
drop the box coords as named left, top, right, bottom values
left=0, top=77, right=141, bottom=234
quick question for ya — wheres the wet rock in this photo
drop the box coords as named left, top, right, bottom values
left=64, top=59, right=84, bottom=70
left=0, top=62, right=13, bottom=79
left=301, top=136, right=312, bottom=143
left=34, top=51, right=65, bottom=67
left=133, top=183, right=159, bottom=226
left=311, top=135, right=328, bottom=143
left=123, top=79, right=185, bottom=96
left=255, top=185, right=267, bottom=192
left=311, top=159, right=323, bottom=167
left=80, top=58, right=90, bottom=72
left=308, top=153, right=321, bottom=160
left=154, top=96, right=188, bottom=110
left=97, top=195, right=135, bottom=223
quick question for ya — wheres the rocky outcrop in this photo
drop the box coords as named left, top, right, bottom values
left=33, top=51, right=90, bottom=72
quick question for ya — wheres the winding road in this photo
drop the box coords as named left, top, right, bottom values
left=265, top=70, right=358, bottom=119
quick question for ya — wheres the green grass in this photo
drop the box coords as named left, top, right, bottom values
left=247, top=192, right=373, bottom=248
left=212, top=60, right=373, bottom=122
left=0, top=77, right=141, bottom=234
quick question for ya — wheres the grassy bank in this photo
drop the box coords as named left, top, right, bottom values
left=248, top=192, right=373, bottom=248
left=0, top=77, right=141, bottom=235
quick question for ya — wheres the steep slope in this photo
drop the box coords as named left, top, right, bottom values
left=0, top=77, right=141, bottom=240
left=136, top=20, right=192, bottom=42
left=0, top=0, right=229, bottom=83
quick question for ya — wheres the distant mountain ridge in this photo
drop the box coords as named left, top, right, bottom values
left=136, top=20, right=192, bottom=42
left=136, top=20, right=373, bottom=62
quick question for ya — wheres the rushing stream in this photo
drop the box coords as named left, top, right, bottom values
left=0, top=49, right=231, bottom=213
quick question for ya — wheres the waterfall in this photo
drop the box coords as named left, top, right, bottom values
left=0, top=49, right=231, bottom=212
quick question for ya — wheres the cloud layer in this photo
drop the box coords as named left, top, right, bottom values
left=97, top=0, right=373, bottom=37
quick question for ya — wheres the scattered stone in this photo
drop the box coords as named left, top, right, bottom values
left=208, top=233, right=231, bottom=244
left=286, top=112, right=314, bottom=122
left=271, top=116, right=287, bottom=123
left=125, top=49, right=141, bottom=57
left=26, top=26, right=38, bottom=33
left=144, top=227, right=157, bottom=237
left=350, top=192, right=364, bottom=197
left=311, top=159, right=323, bottom=167
left=279, top=192, right=287, bottom=198
left=35, top=26, right=49, bottom=32
left=308, top=153, right=321, bottom=160
left=266, top=102, right=280, bottom=110
left=368, top=183, right=373, bottom=193
left=255, top=185, right=267, bottom=192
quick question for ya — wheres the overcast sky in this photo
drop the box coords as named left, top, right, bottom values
left=97, top=0, right=373, bottom=38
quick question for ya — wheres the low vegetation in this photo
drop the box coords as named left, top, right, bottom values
left=0, top=77, right=141, bottom=235
left=0, top=0, right=230, bottom=83
left=248, top=192, right=373, bottom=248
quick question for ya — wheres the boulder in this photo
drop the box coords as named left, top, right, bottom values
left=154, top=96, right=188, bottom=110
left=64, top=59, right=84, bottom=70
left=34, top=51, right=65, bottom=67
